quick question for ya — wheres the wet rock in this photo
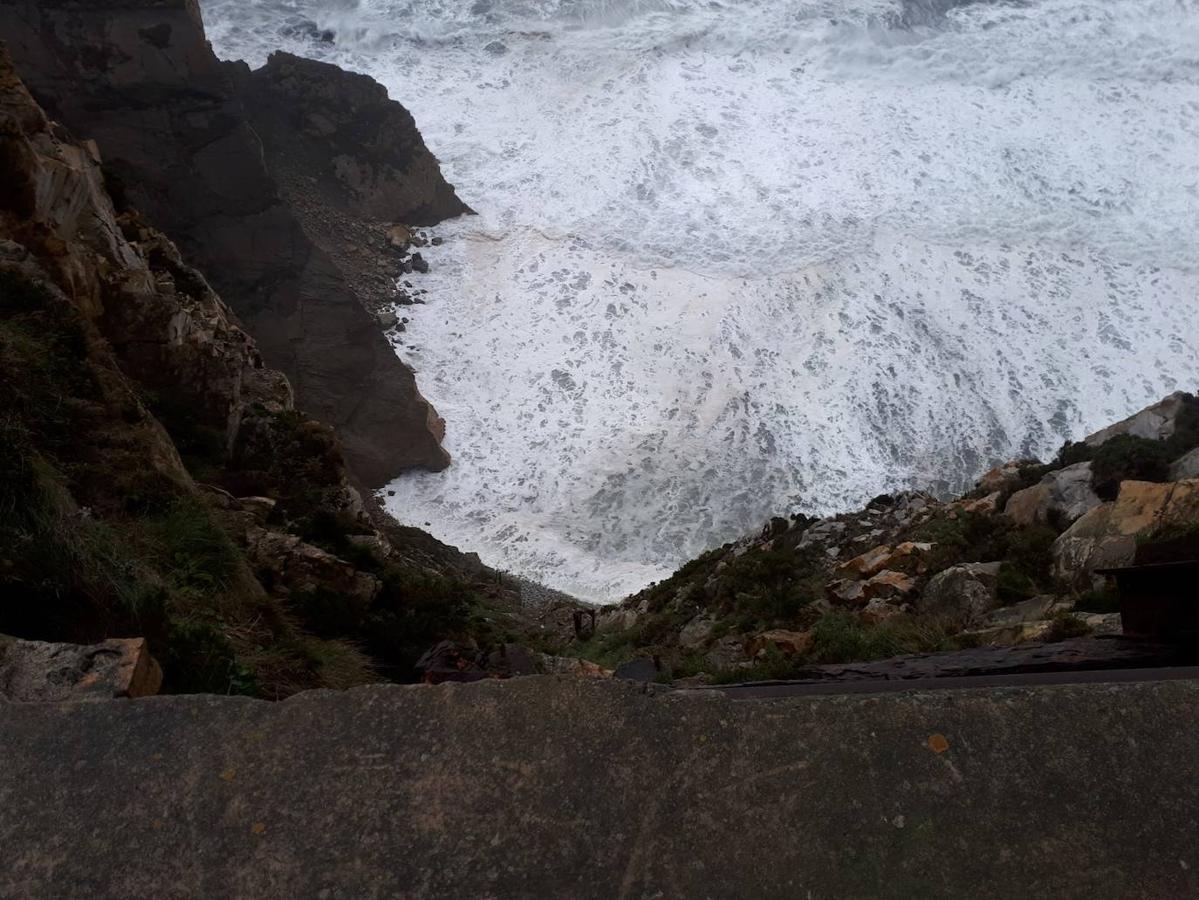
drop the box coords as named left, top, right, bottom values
left=1004, top=462, right=1101, bottom=527
left=411, top=252, right=429, bottom=274
left=377, top=310, right=399, bottom=330
left=917, top=562, right=1003, bottom=627
left=0, top=636, right=162, bottom=701
left=386, top=224, right=412, bottom=249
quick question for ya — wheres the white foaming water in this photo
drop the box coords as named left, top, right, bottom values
left=203, top=0, right=1199, bottom=600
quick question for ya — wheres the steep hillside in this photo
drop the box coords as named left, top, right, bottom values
left=582, top=393, right=1199, bottom=681
left=0, top=47, right=576, bottom=697
left=0, top=0, right=469, bottom=486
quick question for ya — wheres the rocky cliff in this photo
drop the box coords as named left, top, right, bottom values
left=0, top=0, right=468, bottom=486
left=0, top=45, right=578, bottom=698
left=583, top=392, right=1199, bottom=681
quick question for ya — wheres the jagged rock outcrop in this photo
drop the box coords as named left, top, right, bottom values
left=1, top=1, right=461, bottom=485
left=233, top=51, right=470, bottom=227
left=0, top=48, right=583, bottom=696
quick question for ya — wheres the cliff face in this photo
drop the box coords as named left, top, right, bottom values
left=0, top=0, right=465, bottom=486
left=0, top=46, right=573, bottom=697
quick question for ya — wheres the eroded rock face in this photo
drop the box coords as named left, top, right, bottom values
left=1, top=1, right=456, bottom=486
left=245, top=527, right=382, bottom=614
left=1003, top=461, right=1101, bottom=527
left=917, top=562, right=1003, bottom=627
left=234, top=52, right=470, bottom=227
left=0, top=635, right=162, bottom=701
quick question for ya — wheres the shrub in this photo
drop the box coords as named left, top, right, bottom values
left=1090, top=434, right=1172, bottom=500
left=1042, top=611, right=1092, bottom=642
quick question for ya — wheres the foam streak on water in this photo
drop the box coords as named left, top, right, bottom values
left=203, top=0, right=1199, bottom=600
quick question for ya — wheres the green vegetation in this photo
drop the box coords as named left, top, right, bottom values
left=1089, top=434, right=1173, bottom=500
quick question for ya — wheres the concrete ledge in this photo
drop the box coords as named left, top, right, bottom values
left=2, top=677, right=1198, bottom=898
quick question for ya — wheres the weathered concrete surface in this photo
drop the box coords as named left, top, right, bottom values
left=2, top=676, right=1198, bottom=899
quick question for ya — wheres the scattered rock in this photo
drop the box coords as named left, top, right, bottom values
left=0, top=636, right=163, bottom=701
left=377, top=310, right=399, bottom=330
left=411, top=252, right=429, bottom=274
left=835, top=544, right=893, bottom=579
left=917, top=562, right=1003, bottom=627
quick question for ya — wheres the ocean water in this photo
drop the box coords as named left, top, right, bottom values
left=202, top=0, right=1199, bottom=600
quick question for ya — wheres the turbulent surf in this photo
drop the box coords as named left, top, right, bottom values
left=202, top=0, right=1199, bottom=599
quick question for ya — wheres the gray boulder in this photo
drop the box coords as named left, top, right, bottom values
left=917, top=562, right=1003, bottom=627
left=1003, top=461, right=1101, bottom=527
left=1170, top=447, right=1199, bottom=481
left=1084, top=392, right=1189, bottom=447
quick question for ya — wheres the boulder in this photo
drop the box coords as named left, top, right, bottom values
left=861, top=570, right=918, bottom=601
left=835, top=544, right=893, bottom=578
left=959, top=492, right=1002, bottom=515
left=1084, top=392, right=1189, bottom=447
left=705, top=636, right=748, bottom=671
left=1171, top=447, right=1199, bottom=481
left=678, top=616, right=716, bottom=651
left=1003, top=462, right=1101, bottom=527
left=1052, top=480, right=1199, bottom=589
left=245, top=527, right=381, bottom=611
left=0, top=636, right=162, bottom=701
left=749, top=630, right=812, bottom=658
left=917, top=562, right=1003, bottom=627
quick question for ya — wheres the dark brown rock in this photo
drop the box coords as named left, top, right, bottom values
left=1, top=1, right=456, bottom=485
